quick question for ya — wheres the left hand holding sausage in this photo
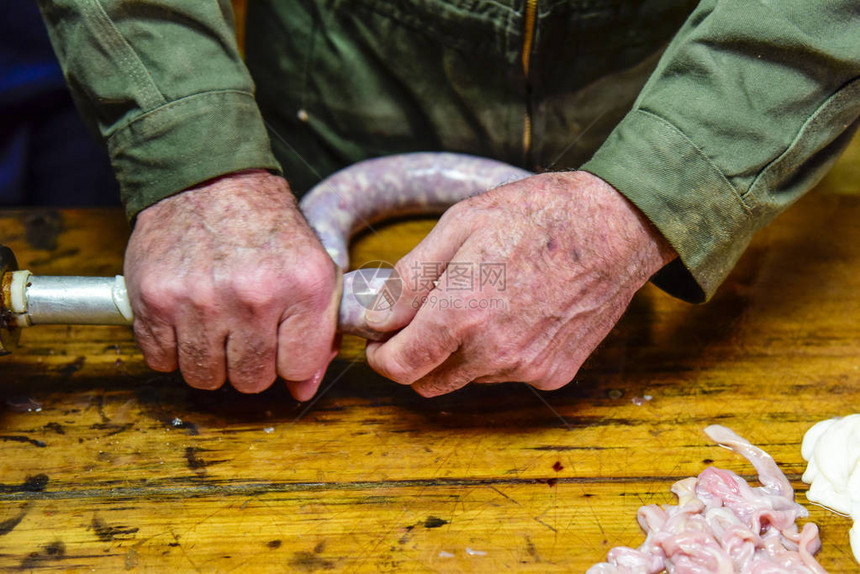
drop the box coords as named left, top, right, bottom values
left=364, top=171, right=677, bottom=397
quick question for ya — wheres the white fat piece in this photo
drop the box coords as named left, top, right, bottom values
left=111, top=275, right=134, bottom=323
left=802, top=414, right=860, bottom=564
left=7, top=270, right=32, bottom=327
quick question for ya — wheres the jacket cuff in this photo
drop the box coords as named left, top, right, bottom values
left=106, top=90, right=282, bottom=221
left=581, top=109, right=754, bottom=303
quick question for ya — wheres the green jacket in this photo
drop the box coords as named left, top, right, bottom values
left=37, top=0, right=860, bottom=302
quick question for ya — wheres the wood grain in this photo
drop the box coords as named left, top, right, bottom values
left=0, top=135, right=858, bottom=571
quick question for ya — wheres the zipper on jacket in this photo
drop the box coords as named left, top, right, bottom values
left=521, top=0, right=538, bottom=163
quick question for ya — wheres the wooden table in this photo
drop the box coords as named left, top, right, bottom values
left=1, top=139, right=859, bottom=572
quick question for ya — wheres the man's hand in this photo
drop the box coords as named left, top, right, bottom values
left=124, top=170, right=340, bottom=399
left=364, top=171, right=676, bottom=397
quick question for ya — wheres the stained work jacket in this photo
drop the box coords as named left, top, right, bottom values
left=37, top=0, right=860, bottom=301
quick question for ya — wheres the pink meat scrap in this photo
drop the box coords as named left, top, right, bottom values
left=587, top=425, right=826, bottom=573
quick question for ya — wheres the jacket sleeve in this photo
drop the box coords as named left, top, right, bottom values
left=581, top=0, right=860, bottom=302
left=36, top=0, right=282, bottom=220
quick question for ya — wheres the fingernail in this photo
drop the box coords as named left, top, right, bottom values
left=365, top=307, right=392, bottom=326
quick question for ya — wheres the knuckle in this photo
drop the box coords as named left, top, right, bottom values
left=177, top=342, right=224, bottom=390
left=414, top=383, right=442, bottom=398
left=168, top=278, right=218, bottom=316
left=449, top=309, right=482, bottom=340
left=277, top=353, right=320, bottom=382
left=288, top=265, right=335, bottom=303
left=229, top=349, right=277, bottom=394
left=138, top=275, right=220, bottom=319
left=414, top=372, right=472, bottom=398
left=231, top=375, right=276, bottom=394
left=134, top=323, right=176, bottom=371
left=421, top=309, right=463, bottom=344
left=489, top=341, right=524, bottom=374
left=229, top=279, right=277, bottom=312
left=519, top=361, right=552, bottom=386
left=529, top=362, right=578, bottom=391
left=134, top=272, right=163, bottom=296
left=434, top=205, right=475, bottom=239
left=184, top=371, right=225, bottom=391
left=178, top=340, right=208, bottom=363
left=455, top=194, right=491, bottom=221
left=393, top=260, right=417, bottom=293
left=276, top=327, right=334, bottom=381
left=136, top=279, right=174, bottom=315
left=144, top=353, right=174, bottom=373
left=189, top=283, right=219, bottom=311
left=278, top=365, right=317, bottom=383
left=533, top=376, right=570, bottom=392
left=436, top=205, right=460, bottom=227
left=443, top=197, right=477, bottom=220
left=377, top=353, right=416, bottom=385
left=399, top=338, right=456, bottom=376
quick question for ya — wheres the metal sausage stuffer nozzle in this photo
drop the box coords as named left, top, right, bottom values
left=0, top=242, right=396, bottom=355
left=0, top=244, right=133, bottom=355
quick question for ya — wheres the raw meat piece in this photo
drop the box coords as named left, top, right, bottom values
left=587, top=425, right=825, bottom=573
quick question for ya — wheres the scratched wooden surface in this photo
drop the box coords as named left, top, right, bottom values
left=1, top=137, right=859, bottom=572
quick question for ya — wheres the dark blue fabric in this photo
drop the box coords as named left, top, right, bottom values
left=0, top=2, right=120, bottom=207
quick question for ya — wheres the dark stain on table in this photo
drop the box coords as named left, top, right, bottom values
left=42, top=422, right=65, bottom=434
left=290, top=550, right=336, bottom=571
left=423, top=516, right=448, bottom=529
left=57, top=357, right=86, bottom=379
left=0, top=475, right=49, bottom=495
left=22, top=474, right=49, bottom=492
left=91, top=515, right=139, bottom=542
left=184, top=446, right=227, bottom=477
left=23, top=211, right=63, bottom=251
left=18, top=540, right=66, bottom=569
left=0, top=436, right=46, bottom=448
left=90, top=422, right=134, bottom=437
left=0, top=504, right=30, bottom=536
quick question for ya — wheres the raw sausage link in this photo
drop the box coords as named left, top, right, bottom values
left=299, top=152, right=531, bottom=339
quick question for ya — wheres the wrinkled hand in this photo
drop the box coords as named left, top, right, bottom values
left=125, top=170, right=340, bottom=399
left=364, top=171, right=676, bottom=397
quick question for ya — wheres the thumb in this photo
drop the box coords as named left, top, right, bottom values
left=365, top=213, right=470, bottom=331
